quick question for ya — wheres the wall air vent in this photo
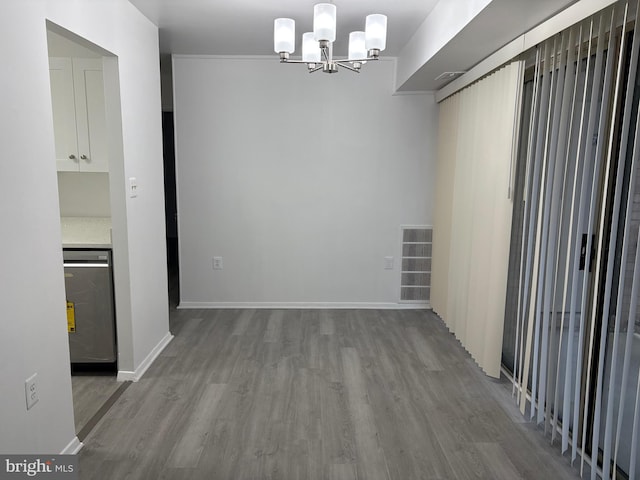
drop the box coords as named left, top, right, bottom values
left=434, top=71, right=466, bottom=82
left=400, top=226, right=432, bottom=304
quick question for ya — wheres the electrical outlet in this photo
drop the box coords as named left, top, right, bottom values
left=213, top=257, right=224, bottom=270
left=384, top=256, right=394, bottom=270
left=25, top=373, right=39, bottom=410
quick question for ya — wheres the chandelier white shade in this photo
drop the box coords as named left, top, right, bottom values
left=273, top=18, right=295, bottom=54
left=273, top=3, right=387, bottom=74
left=313, top=3, right=337, bottom=43
left=365, top=14, right=387, bottom=51
left=348, top=31, right=366, bottom=61
left=302, top=32, right=321, bottom=63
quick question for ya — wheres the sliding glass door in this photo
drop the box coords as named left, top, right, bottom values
left=503, top=2, right=640, bottom=478
left=595, top=25, right=640, bottom=477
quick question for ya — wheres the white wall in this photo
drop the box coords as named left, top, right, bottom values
left=0, top=0, right=169, bottom=453
left=173, top=56, right=437, bottom=307
left=58, top=173, right=111, bottom=217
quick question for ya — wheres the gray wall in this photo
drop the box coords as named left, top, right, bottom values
left=173, top=56, right=438, bottom=307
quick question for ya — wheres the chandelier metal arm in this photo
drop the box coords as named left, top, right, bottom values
left=334, top=62, right=360, bottom=73
left=335, top=56, right=379, bottom=64
left=280, top=56, right=379, bottom=74
left=321, top=46, right=330, bottom=62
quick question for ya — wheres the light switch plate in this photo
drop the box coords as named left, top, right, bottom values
left=213, top=257, right=223, bottom=270
left=384, top=256, right=394, bottom=270
left=129, top=177, right=138, bottom=198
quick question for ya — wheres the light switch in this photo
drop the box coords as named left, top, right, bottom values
left=384, top=256, right=394, bottom=270
left=129, top=177, right=138, bottom=198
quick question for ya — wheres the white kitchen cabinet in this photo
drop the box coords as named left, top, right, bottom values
left=49, top=57, right=108, bottom=172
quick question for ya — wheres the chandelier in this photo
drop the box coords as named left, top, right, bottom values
left=274, top=3, right=387, bottom=74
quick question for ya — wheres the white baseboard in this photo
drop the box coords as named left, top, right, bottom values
left=178, top=301, right=431, bottom=310
left=60, top=436, right=83, bottom=455
left=117, top=331, right=174, bottom=382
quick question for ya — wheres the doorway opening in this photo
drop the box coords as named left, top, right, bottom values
left=160, top=55, right=180, bottom=307
left=46, top=22, right=130, bottom=439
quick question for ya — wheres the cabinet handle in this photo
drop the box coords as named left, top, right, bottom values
left=68, top=154, right=76, bottom=160
left=80, top=155, right=88, bottom=160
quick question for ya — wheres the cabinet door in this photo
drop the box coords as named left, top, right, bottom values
left=73, top=58, right=108, bottom=173
left=49, top=57, right=80, bottom=171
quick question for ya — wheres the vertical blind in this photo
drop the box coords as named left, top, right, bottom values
left=431, top=61, right=524, bottom=377
left=508, top=1, right=640, bottom=478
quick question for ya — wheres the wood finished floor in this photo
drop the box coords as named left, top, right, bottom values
left=71, top=375, right=121, bottom=434
left=78, top=309, right=582, bottom=479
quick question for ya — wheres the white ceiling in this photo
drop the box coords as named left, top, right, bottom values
left=129, top=0, right=581, bottom=91
left=128, top=0, right=440, bottom=57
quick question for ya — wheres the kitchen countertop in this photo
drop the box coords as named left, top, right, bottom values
left=61, top=217, right=112, bottom=249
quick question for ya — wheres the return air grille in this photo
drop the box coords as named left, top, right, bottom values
left=400, top=226, right=432, bottom=303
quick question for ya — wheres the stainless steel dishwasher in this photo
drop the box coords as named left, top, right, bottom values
left=63, top=249, right=117, bottom=365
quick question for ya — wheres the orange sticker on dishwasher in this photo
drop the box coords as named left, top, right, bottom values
left=66, top=301, right=75, bottom=333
